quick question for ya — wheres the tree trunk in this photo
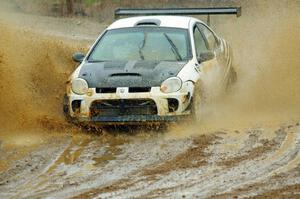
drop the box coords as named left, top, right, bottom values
left=60, top=0, right=64, bottom=16
left=66, top=0, right=73, bottom=15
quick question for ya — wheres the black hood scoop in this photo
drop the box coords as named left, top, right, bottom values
left=78, top=60, right=187, bottom=88
left=110, top=73, right=141, bottom=77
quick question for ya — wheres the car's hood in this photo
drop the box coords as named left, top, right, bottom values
left=78, top=60, right=187, bottom=88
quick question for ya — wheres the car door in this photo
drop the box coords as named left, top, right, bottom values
left=197, top=23, right=230, bottom=85
left=194, top=23, right=228, bottom=91
left=193, top=23, right=216, bottom=78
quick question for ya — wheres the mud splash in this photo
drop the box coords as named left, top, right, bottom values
left=221, top=1, right=299, bottom=117
left=0, top=0, right=299, bottom=134
left=0, top=20, right=88, bottom=131
left=168, top=0, right=300, bottom=136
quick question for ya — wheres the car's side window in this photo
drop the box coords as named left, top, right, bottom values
left=193, top=26, right=208, bottom=57
left=197, top=23, right=218, bottom=50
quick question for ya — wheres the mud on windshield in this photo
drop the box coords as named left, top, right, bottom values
left=88, top=27, right=192, bottom=62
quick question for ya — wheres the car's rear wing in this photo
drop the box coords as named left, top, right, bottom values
left=115, top=7, right=241, bottom=25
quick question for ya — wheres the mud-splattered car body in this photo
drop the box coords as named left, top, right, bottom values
left=64, top=15, right=236, bottom=125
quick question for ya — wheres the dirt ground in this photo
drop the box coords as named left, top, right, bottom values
left=0, top=0, right=299, bottom=198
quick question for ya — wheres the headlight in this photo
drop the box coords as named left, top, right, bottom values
left=160, top=77, right=182, bottom=93
left=71, top=78, right=88, bottom=95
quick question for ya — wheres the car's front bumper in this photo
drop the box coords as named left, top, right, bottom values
left=64, top=82, right=194, bottom=124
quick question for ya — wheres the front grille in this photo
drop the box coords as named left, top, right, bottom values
left=90, top=99, right=157, bottom=117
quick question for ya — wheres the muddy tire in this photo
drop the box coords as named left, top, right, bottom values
left=63, top=94, right=72, bottom=119
left=226, top=67, right=237, bottom=89
left=191, top=82, right=204, bottom=123
left=63, top=94, right=78, bottom=125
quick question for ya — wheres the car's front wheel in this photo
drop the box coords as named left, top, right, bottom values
left=226, top=67, right=237, bottom=89
left=191, top=82, right=205, bottom=123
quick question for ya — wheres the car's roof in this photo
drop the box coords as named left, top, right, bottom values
left=107, top=16, right=202, bottom=30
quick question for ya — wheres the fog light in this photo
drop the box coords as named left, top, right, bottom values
left=167, top=98, right=179, bottom=112
left=71, top=100, right=81, bottom=113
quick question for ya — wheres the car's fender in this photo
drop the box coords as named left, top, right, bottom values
left=177, top=60, right=199, bottom=84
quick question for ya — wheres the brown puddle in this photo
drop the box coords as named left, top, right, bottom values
left=0, top=130, right=54, bottom=173
left=43, top=132, right=131, bottom=175
left=92, top=134, right=130, bottom=167
left=46, top=134, right=92, bottom=174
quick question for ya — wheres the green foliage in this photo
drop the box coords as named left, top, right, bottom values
left=84, top=0, right=102, bottom=6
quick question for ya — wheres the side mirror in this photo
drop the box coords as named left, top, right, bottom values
left=72, top=52, right=85, bottom=63
left=197, top=51, right=215, bottom=63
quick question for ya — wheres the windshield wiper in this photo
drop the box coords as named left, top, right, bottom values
left=163, top=33, right=182, bottom=61
left=139, top=32, right=147, bottom=60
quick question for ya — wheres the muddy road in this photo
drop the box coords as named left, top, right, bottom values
left=0, top=0, right=300, bottom=198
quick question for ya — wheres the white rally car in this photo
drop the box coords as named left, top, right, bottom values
left=63, top=8, right=240, bottom=125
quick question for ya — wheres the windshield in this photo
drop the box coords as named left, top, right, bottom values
left=88, top=27, right=191, bottom=62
